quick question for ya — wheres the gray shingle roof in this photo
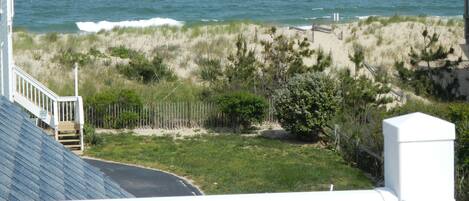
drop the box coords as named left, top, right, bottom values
left=0, top=96, right=134, bottom=200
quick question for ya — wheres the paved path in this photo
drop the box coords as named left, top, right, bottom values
left=84, top=159, right=202, bottom=198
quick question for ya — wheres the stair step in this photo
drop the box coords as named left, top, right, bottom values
left=59, top=139, right=80, bottom=143
left=59, top=130, right=79, bottom=134
left=65, top=144, right=82, bottom=149
left=58, top=121, right=80, bottom=132
left=58, top=133, right=79, bottom=137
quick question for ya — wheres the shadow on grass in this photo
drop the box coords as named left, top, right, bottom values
left=260, top=129, right=322, bottom=146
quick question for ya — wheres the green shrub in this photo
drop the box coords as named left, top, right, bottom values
left=84, top=124, right=103, bottom=146
left=87, top=88, right=143, bottom=108
left=395, top=61, right=465, bottom=101
left=115, top=111, right=140, bottom=129
left=117, top=54, right=177, bottom=83
left=88, top=47, right=106, bottom=58
left=87, top=89, right=143, bottom=129
left=197, top=58, right=223, bottom=84
left=274, top=73, right=341, bottom=141
left=54, top=48, right=92, bottom=67
left=216, top=91, right=268, bottom=131
left=108, top=46, right=142, bottom=59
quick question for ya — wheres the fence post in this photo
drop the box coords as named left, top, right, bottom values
left=383, top=112, right=455, bottom=201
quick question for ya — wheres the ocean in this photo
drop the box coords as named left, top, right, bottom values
left=14, top=0, right=463, bottom=32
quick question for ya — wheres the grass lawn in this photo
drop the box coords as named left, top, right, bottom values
left=85, top=133, right=373, bottom=194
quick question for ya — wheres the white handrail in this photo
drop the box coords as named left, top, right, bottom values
left=12, top=65, right=84, bottom=128
left=59, top=96, right=79, bottom=102
left=13, top=66, right=59, bottom=99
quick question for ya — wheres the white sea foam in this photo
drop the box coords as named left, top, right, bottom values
left=311, top=8, right=324, bottom=11
left=76, top=17, right=184, bottom=32
left=201, top=19, right=221, bottom=22
left=356, top=15, right=379, bottom=20
left=297, top=25, right=312, bottom=30
left=304, top=15, right=332, bottom=20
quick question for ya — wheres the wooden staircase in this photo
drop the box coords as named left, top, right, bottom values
left=58, top=121, right=83, bottom=152
left=2, top=0, right=84, bottom=153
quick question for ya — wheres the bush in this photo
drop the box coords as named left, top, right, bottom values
left=197, top=58, right=223, bottom=85
left=117, top=54, right=177, bottom=83
left=216, top=92, right=268, bottom=131
left=87, top=89, right=143, bottom=129
left=115, top=111, right=140, bottom=129
left=87, top=88, right=143, bottom=108
left=274, top=73, right=341, bottom=141
left=54, top=48, right=92, bottom=68
left=88, top=47, right=106, bottom=58
left=84, top=124, right=103, bottom=146
left=108, top=46, right=141, bottom=59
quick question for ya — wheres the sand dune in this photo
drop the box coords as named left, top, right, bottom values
left=12, top=17, right=466, bottom=100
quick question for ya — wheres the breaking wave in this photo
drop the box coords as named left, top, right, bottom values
left=356, top=15, right=379, bottom=20
left=76, top=17, right=184, bottom=32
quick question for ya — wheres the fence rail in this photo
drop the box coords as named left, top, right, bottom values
left=85, top=100, right=277, bottom=129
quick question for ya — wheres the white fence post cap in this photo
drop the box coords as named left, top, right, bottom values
left=383, top=112, right=455, bottom=142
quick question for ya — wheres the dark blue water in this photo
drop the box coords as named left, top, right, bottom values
left=14, top=0, right=463, bottom=32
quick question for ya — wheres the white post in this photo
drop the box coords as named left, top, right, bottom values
left=383, top=112, right=455, bottom=201
left=77, top=96, right=84, bottom=151
left=73, top=63, right=84, bottom=150
left=53, top=100, right=59, bottom=140
left=74, top=63, right=79, bottom=97
left=1, top=0, right=14, bottom=101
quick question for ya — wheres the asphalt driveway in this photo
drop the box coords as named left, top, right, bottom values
left=84, top=158, right=202, bottom=198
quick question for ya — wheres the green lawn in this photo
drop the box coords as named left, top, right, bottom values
left=85, top=133, right=373, bottom=194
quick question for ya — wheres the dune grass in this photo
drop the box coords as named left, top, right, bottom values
left=85, top=133, right=373, bottom=194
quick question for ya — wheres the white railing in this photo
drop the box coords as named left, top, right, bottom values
left=12, top=66, right=84, bottom=141
left=13, top=66, right=59, bottom=127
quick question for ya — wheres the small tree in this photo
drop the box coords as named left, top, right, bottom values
left=274, top=73, right=341, bottom=141
left=260, top=27, right=315, bottom=93
left=197, top=58, right=223, bottom=86
left=312, top=48, right=333, bottom=72
left=216, top=92, right=268, bottom=131
left=338, top=69, right=392, bottom=119
left=409, top=28, right=452, bottom=68
left=349, top=44, right=365, bottom=76
left=224, top=35, right=260, bottom=92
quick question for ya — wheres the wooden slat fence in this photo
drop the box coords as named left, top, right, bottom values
left=85, top=100, right=277, bottom=129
